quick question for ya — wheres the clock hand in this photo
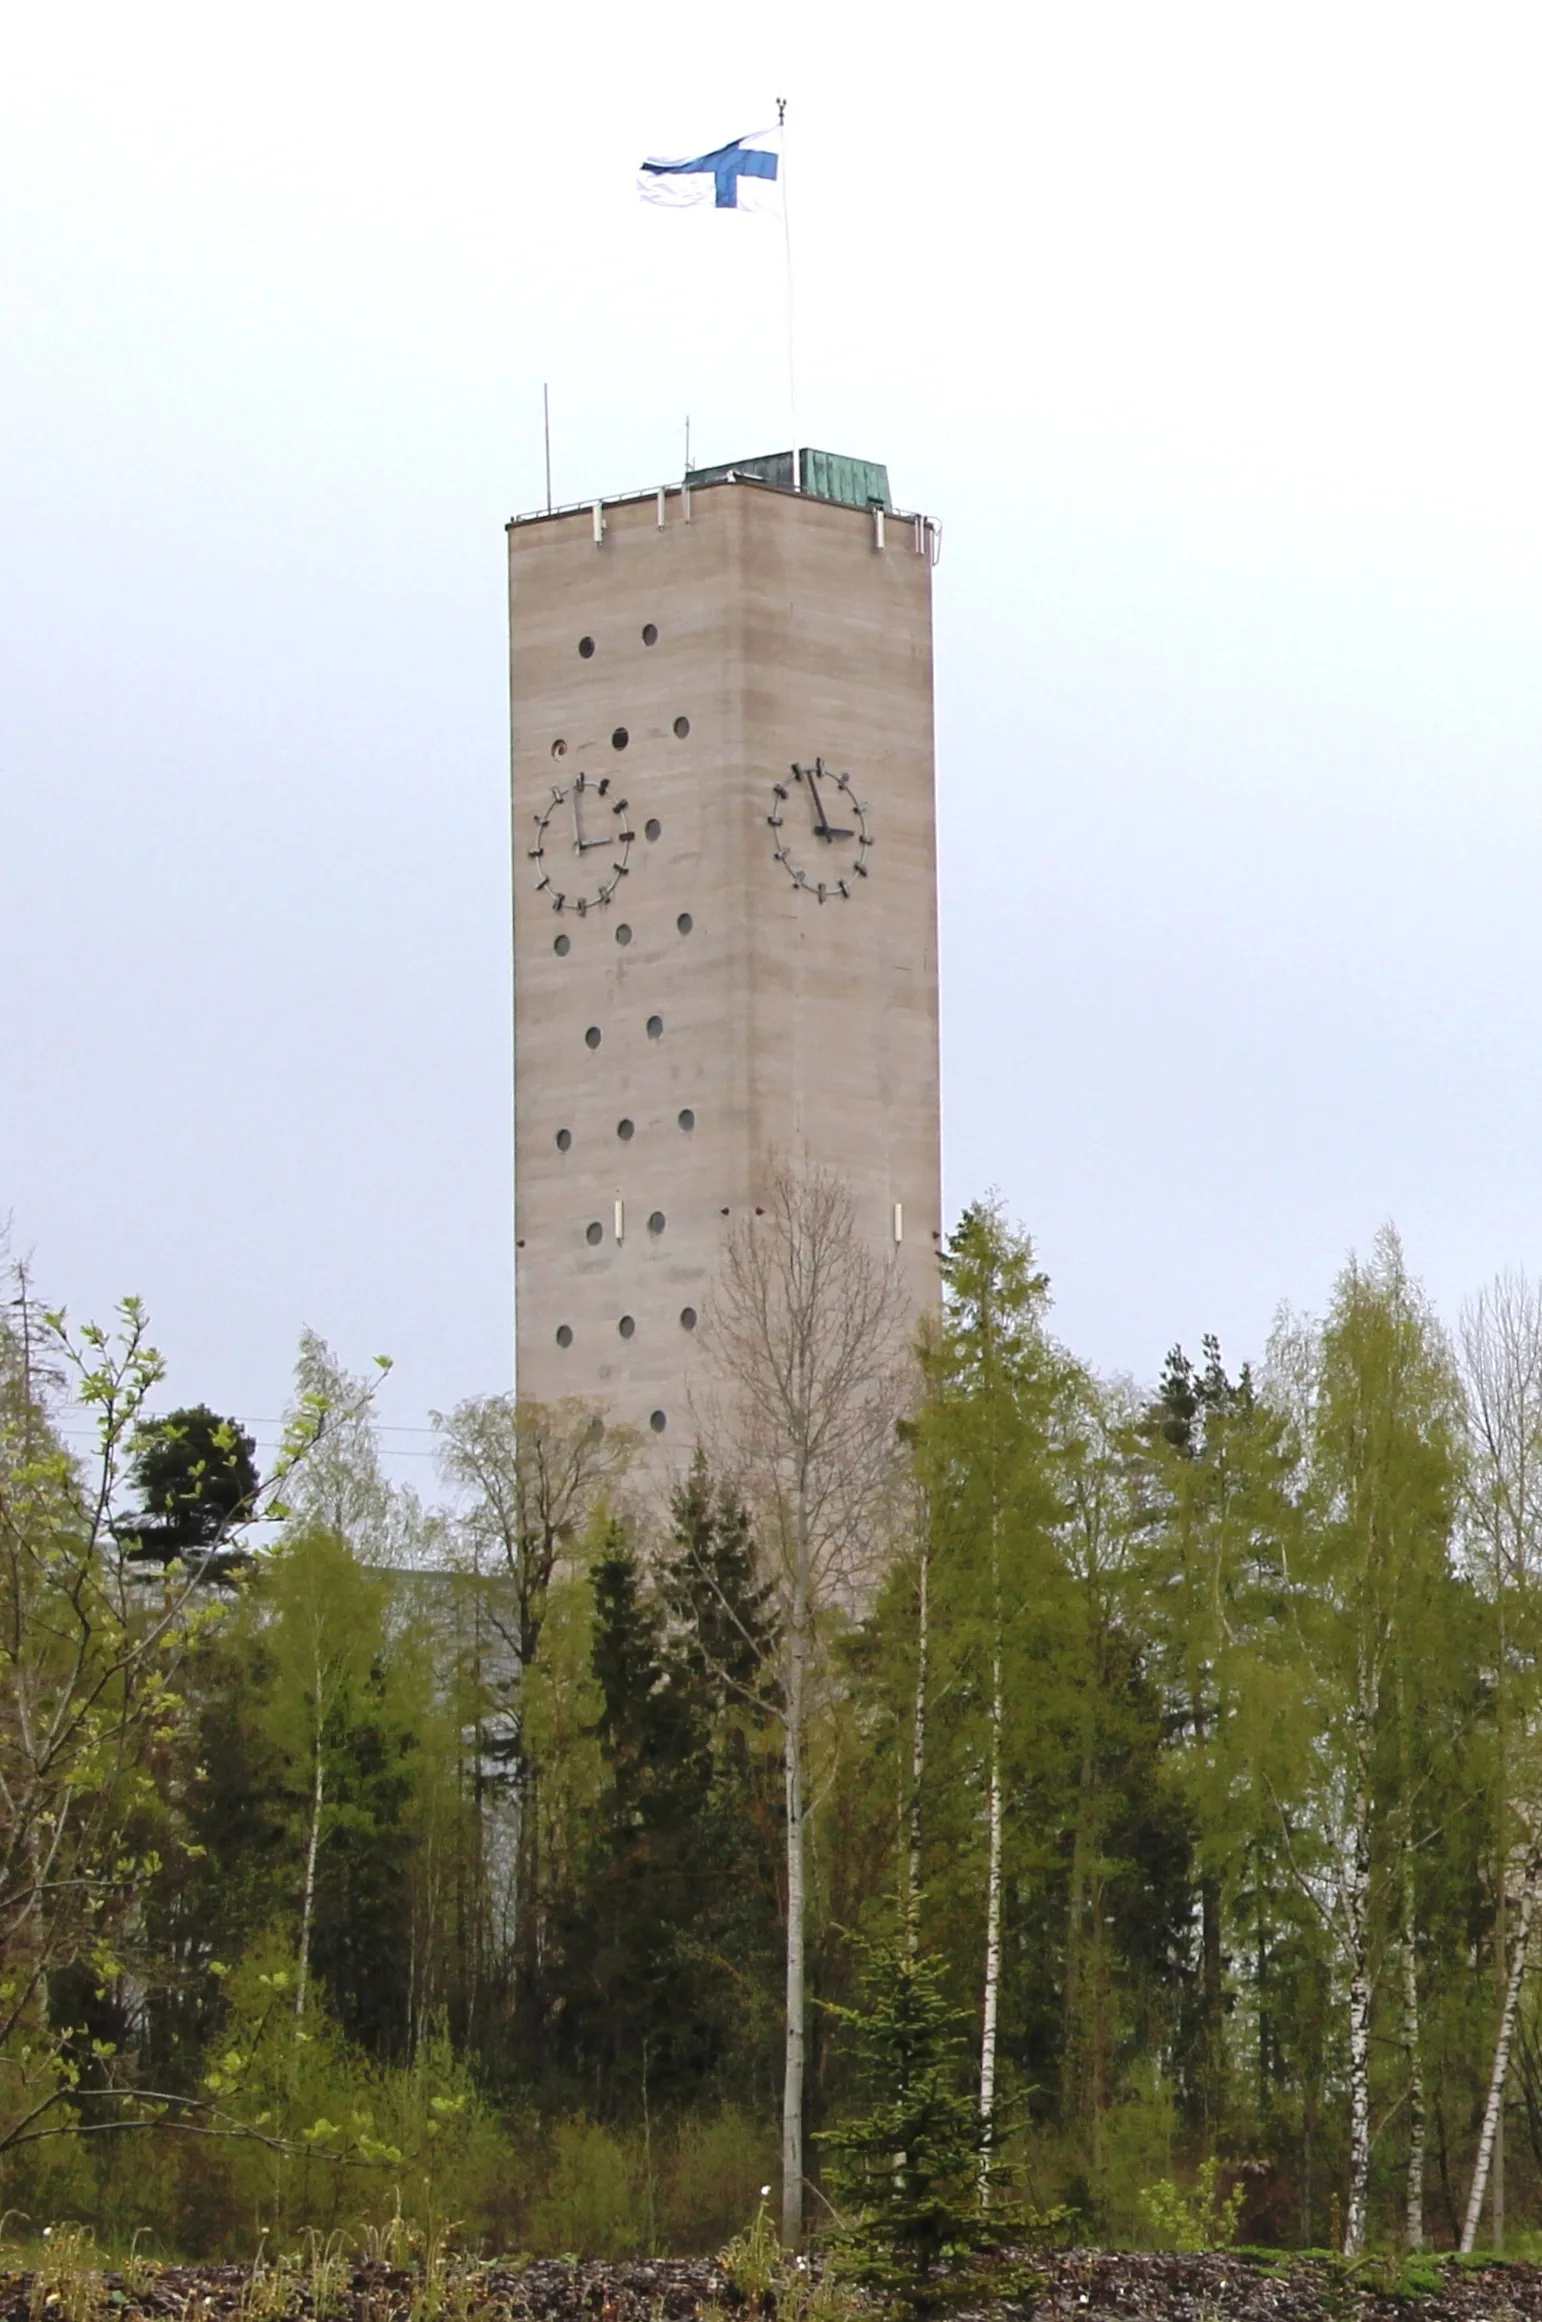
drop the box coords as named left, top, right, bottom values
left=804, top=759, right=857, bottom=841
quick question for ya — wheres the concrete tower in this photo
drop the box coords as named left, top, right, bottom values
left=507, top=451, right=942, bottom=1459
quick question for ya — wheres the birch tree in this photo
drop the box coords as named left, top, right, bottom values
left=1457, top=1270, right=1542, bottom=2249
left=910, top=1201, right=1067, bottom=2197
left=280, top=1330, right=429, bottom=1566
left=254, top=1526, right=419, bottom=2040
left=1266, top=1231, right=1462, bottom=2257
left=704, top=1158, right=911, bottom=2246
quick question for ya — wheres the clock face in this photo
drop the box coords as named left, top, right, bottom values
left=767, top=758, right=872, bottom=900
left=529, top=772, right=634, bottom=914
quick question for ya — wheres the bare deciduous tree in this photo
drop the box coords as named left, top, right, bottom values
left=434, top=1395, right=635, bottom=2021
left=703, top=1157, right=913, bottom=2246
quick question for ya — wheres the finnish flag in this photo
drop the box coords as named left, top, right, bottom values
left=637, top=127, right=782, bottom=213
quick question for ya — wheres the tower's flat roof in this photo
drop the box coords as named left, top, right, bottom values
left=509, top=449, right=916, bottom=530
left=684, top=448, right=890, bottom=509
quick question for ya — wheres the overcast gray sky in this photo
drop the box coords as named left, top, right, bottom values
left=4, top=0, right=1541, bottom=1470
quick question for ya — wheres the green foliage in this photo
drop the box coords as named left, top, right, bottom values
left=526, top=2116, right=645, bottom=2258
left=819, top=1938, right=1031, bottom=2315
left=12, top=1225, right=1542, bottom=2263
left=1138, top=2157, right=1246, bottom=2251
left=718, top=2187, right=781, bottom=2300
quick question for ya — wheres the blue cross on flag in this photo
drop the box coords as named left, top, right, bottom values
left=638, top=127, right=782, bottom=213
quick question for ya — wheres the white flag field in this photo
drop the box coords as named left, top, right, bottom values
left=636, top=128, right=783, bottom=214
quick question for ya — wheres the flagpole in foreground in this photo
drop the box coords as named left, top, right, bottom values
left=778, top=96, right=799, bottom=491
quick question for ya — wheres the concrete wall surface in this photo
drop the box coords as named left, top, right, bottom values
left=508, top=476, right=942, bottom=1478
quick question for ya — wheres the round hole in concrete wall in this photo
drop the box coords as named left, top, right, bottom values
left=578, top=636, right=595, bottom=658
left=650, top=1410, right=667, bottom=1433
left=677, top=1109, right=694, bottom=1131
left=619, top=1314, right=636, bottom=1338
left=551, top=739, right=567, bottom=758
left=646, top=1015, right=663, bottom=1041
left=555, top=1128, right=572, bottom=1152
left=617, top=1118, right=634, bottom=1141
left=645, top=818, right=662, bottom=842
left=676, top=912, right=693, bottom=935
left=554, top=933, right=571, bottom=956
left=680, top=1307, right=697, bottom=1331
left=673, top=715, right=690, bottom=738
left=648, top=1210, right=666, bottom=1236
left=585, top=1221, right=603, bottom=1246
left=611, top=727, right=629, bottom=750
left=642, top=623, right=658, bottom=646
left=615, top=922, right=632, bottom=946
left=556, top=1325, right=573, bottom=1348
left=585, top=1026, right=602, bottom=1049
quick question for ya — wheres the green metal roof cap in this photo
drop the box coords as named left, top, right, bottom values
left=684, top=449, right=892, bottom=511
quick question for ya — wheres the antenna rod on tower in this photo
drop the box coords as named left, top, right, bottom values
left=776, top=97, right=799, bottom=492
left=543, top=383, right=553, bottom=514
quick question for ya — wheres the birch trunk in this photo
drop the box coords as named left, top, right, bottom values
left=295, top=1645, right=325, bottom=2022
left=977, top=1498, right=1006, bottom=2200
left=1063, top=1749, right=1092, bottom=2120
left=906, top=1534, right=929, bottom=1950
left=1461, top=1849, right=1542, bottom=2251
left=780, top=1526, right=811, bottom=2250
left=1396, top=1667, right=1426, bottom=2251
left=1343, top=1784, right=1374, bottom=2258
left=977, top=1625, right=1003, bottom=2200
left=1401, top=1834, right=1426, bottom=2249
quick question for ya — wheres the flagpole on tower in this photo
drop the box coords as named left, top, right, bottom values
left=777, top=96, right=799, bottom=492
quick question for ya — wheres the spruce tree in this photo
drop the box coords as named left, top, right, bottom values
left=820, top=1935, right=1026, bottom=2315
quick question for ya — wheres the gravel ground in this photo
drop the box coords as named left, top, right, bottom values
left=5, top=2250, right=1542, bottom=2322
